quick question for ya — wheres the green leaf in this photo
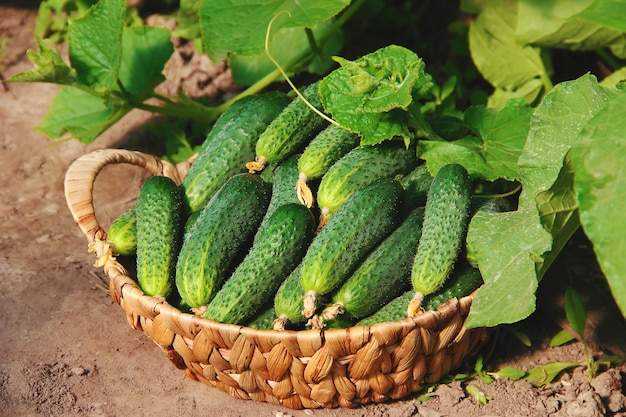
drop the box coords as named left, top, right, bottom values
left=319, top=44, right=432, bottom=145
left=574, top=0, right=626, bottom=32
left=524, top=361, right=581, bottom=387
left=35, top=85, right=130, bottom=143
left=419, top=99, right=533, bottom=181
left=466, top=385, right=491, bottom=406
left=118, top=26, right=173, bottom=96
left=68, top=0, right=125, bottom=91
left=8, top=36, right=76, bottom=84
left=468, top=2, right=548, bottom=106
left=516, top=0, right=626, bottom=59
left=570, top=89, right=626, bottom=318
left=465, top=209, right=552, bottom=328
left=490, top=366, right=527, bottom=381
left=518, top=74, right=612, bottom=211
left=550, top=329, right=576, bottom=347
left=229, top=20, right=342, bottom=86
left=199, top=0, right=351, bottom=61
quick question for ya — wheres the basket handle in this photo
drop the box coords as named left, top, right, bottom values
left=64, top=148, right=184, bottom=244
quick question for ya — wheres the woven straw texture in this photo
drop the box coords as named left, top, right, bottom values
left=64, top=148, right=490, bottom=409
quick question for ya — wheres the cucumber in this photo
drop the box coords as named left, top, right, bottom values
left=316, top=141, right=418, bottom=225
left=181, top=91, right=291, bottom=213
left=175, top=173, right=272, bottom=310
left=321, top=207, right=425, bottom=324
left=409, top=163, right=472, bottom=315
left=246, top=81, right=327, bottom=173
left=203, top=203, right=315, bottom=324
left=259, top=154, right=303, bottom=228
left=296, top=124, right=360, bottom=207
left=273, top=263, right=306, bottom=330
left=357, top=267, right=483, bottom=326
left=107, top=206, right=137, bottom=256
left=244, top=304, right=276, bottom=330
left=399, top=163, right=433, bottom=210
left=135, top=176, right=184, bottom=298
left=300, top=179, right=404, bottom=318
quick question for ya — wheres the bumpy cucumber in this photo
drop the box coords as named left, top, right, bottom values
left=357, top=267, right=483, bottom=326
left=107, top=206, right=137, bottom=256
left=259, top=154, right=303, bottom=228
left=399, top=163, right=433, bottom=210
left=244, top=304, right=276, bottom=330
left=273, top=263, right=306, bottom=330
left=409, top=163, right=471, bottom=314
left=181, top=91, right=291, bottom=213
left=135, top=176, right=184, bottom=298
left=204, top=203, right=315, bottom=324
left=300, top=179, right=404, bottom=318
left=316, top=141, right=418, bottom=224
left=175, top=173, right=272, bottom=310
left=247, top=81, right=327, bottom=173
left=321, top=207, right=425, bottom=324
left=296, top=124, right=360, bottom=207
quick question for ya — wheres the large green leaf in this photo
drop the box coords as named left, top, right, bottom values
left=36, top=86, right=129, bottom=143
left=118, top=26, right=173, bottom=96
left=419, top=99, right=533, bottom=181
left=570, top=89, right=626, bottom=318
left=574, top=0, right=626, bottom=32
left=516, top=0, right=626, bottom=58
left=468, top=2, right=548, bottom=107
left=465, top=209, right=552, bottom=328
left=68, top=0, right=125, bottom=91
left=199, top=0, right=351, bottom=61
left=517, top=74, right=612, bottom=211
left=319, top=44, right=432, bottom=146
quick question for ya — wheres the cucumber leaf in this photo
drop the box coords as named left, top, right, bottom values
left=468, top=2, right=548, bottom=108
left=419, top=99, right=533, bottom=181
left=118, top=26, right=173, bottom=96
left=7, top=35, right=76, bottom=85
left=465, top=208, right=551, bottom=328
left=570, top=88, right=626, bottom=318
left=573, top=0, right=626, bottom=32
left=199, top=0, right=351, bottom=61
left=516, top=0, right=626, bottom=58
left=319, top=44, right=433, bottom=146
left=465, top=74, right=615, bottom=328
left=229, top=19, right=343, bottom=87
left=518, top=74, right=613, bottom=211
left=35, top=86, right=130, bottom=143
left=68, top=0, right=125, bottom=91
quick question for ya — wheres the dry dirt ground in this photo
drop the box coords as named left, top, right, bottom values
left=1, top=5, right=626, bottom=417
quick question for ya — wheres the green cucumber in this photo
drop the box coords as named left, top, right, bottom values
left=135, top=176, right=184, bottom=298
left=107, top=206, right=137, bottom=256
left=247, top=81, right=327, bottom=173
left=300, top=179, right=404, bottom=318
left=357, top=267, right=483, bottom=326
left=273, top=263, right=306, bottom=330
left=409, top=163, right=471, bottom=314
left=181, top=91, right=291, bottom=213
left=203, top=203, right=315, bottom=324
left=316, top=141, right=418, bottom=225
left=244, top=304, right=276, bottom=330
left=399, top=163, right=433, bottom=211
left=296, top=124, right=360, bottom=207
left=175, top=173, right=272, bottom=310
left=321, top=207, right=425, bottom=323
left=259, top=154, right=303, bottom=228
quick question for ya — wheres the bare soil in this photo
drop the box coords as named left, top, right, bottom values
left=1, top=6, right=625, bottom=417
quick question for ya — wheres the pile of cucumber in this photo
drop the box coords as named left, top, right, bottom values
left=107, top=83, right=487, bottom=331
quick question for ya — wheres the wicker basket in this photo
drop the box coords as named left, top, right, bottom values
left=64, top=148, right=490, bottom=410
